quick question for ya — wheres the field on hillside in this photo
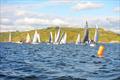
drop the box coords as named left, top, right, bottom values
left=0, top=27, right=120, bottom=43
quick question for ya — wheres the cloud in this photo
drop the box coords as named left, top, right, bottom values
left=0, top=1, right=119, bottom=34
left=0, top=25, right=34, bottom=32
left=16, top=18, right=50, bottom=25
left=1, top=18, right=13, bottom=25
left=52, top=18, right=68, bottom=25
left=48, top=0, right=78, bottom=4
left=73, top=2, right=103, bottom=11
left=113, top=7, right=120, bottom=12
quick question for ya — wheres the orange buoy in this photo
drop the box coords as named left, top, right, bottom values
left=97, top=45, right=105, bottom=58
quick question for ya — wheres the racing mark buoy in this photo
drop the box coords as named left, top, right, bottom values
left=97, top=45, right=105, bottom=58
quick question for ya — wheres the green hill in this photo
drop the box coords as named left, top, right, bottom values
left=0, top=27, right=120, bottom=43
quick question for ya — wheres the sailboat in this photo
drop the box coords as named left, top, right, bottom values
left=94, top=25, right=99, bottom=43
left=32, top=30, right=41, bottom=44
left=54, top=32, right=57, bottom=42
left=8, top=32, right=11, bottom=42
left=25, top=33, right=31, bottom=43
left=90, top=25, right=99, bottom=47
left=60, top=32, right=67, bottom=44
left=48, top=32, right=53, bottom=43
left=82, top=21, right=89, bottom=44
left=76, top=34, right=81, bottom=45
left=54, top=28, right=61, bottom=44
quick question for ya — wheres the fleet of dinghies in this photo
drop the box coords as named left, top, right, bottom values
left=8, top=21, right=99, bottom=46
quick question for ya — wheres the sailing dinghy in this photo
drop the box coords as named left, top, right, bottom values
left=32, top=30, right=41, bottom=44
left=8, top=32, right=11, bottom=42
left=76, top=34, right=81, bottom=45
left=90, top=25, right=99, bottom=47
left=54, top=28, right=61, bottom=44
left=82, top=21, right=89, bottom=44
left=48, top=32, right=53, bottom=44
left=25, top=33, right=31, bottom=43
left=60, top=32, right=67, bottom=44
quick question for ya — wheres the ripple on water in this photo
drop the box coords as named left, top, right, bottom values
left=0, top=43, right=120, bottom=80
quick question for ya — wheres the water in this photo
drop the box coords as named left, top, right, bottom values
left=0, top=43, right=120, bottom=80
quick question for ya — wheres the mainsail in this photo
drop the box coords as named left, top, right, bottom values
left=8, top=32, right=11, bottom=42
left=32, top=30, right=40, bottom=43
left=94, top=25, right=99, bottom=43
left=60, top=32, right=67, bottom=44
left=37, top=33, right=40, bottom=43
left=54, top=32, right=57, bottom=42
left=76, top=34, right=80, bottom=44
left=26, top=33, right=31, bottom=43
left=82, top=21, right=89, bottom=43
left=49, top=32, right=53, bottom=43
left=54, top=28, right=61, bottom=44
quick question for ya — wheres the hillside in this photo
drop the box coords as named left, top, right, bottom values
left=0, top=27, right=120, bottom=43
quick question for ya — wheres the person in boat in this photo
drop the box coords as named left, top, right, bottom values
left=90, top=40, right=95, bottom=44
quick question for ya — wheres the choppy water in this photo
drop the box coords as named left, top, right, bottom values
left=0, top=43, right=120, bottom=80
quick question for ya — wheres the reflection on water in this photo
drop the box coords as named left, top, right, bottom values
left=0, top=43, right=120, bottom=80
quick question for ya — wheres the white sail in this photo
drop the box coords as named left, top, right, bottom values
left=76, top=34, right=80, bottom=44
left=49, top=32, right=53, bottom=43
left=54, top=32, right=57, bottom=42
left=37, top=33, right=41, bottom=43
left=32, top=30, right=40, bottom=43
left=26, top=33, right=31, bottom=43
left=94, top=25, right=99, bottom=43
left=8, top=32, right=11, bottom=42
left=54, top=29, right=60, bottom=43
left=60, top=33, right=67, bottom=44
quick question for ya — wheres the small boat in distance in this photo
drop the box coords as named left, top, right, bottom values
left=76, top=34, right=81, bottom=45
left=8, top=32, right=11, bottom=42
left=32, top=30, right=41, bottom=44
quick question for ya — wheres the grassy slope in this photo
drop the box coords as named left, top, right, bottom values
left=0, top=27, right=120, bottom=43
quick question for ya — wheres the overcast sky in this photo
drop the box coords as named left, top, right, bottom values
left=0, top=0, right=120, bottom=33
